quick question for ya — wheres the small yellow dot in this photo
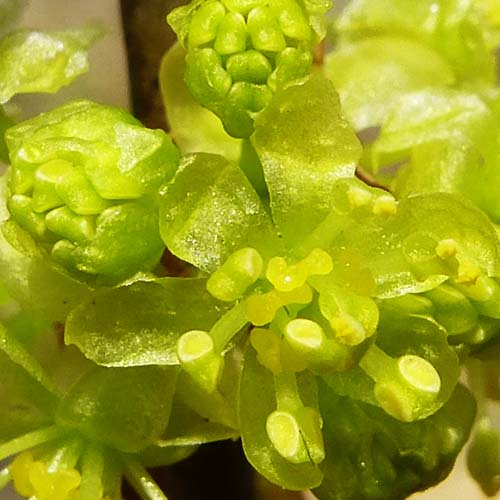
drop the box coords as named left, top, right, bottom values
left=372, top=195, right=397, bottom=216
left=347, top=186, right=372, bottom=208
left=456, top=260, right=481, bottom=285
left=435, top=239, right=458, bottom=260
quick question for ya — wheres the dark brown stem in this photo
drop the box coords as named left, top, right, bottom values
left=313, top=41, right=325, bottom=66
left=119, top=0, right=186, bottom=129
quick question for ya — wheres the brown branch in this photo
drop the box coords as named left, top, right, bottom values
left=119, top=0, right=186, bottom=129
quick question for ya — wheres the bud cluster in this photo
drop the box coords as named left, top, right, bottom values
left=399, top=234, right=500, bottom=347
left=168, top=0, right=331, bottom=137
left=5, top=100, right=179, bottom=283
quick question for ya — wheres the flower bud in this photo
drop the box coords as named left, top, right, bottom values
left=168, top=0, right=331, bottom=137
left=5, top=100, right=180, bottom=283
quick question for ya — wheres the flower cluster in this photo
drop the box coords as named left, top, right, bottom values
left=5, top=100, right=179, bottom=283
left=0, top=1, right=500, bottom=500
left=168, top=0, right=331, bottom=137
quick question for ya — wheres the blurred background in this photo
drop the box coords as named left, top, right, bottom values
left=0, top=1, right=495, bottom=499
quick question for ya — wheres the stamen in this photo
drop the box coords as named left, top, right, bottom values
left=398, top=355, right=441, bottom=394
left=78, top=444, right=105, bottom=500
left=266, top=249, right=332, bottom=292
left=372, top=195, right=397, bottom=216
left=124, top=458, right=169, bottom=500
left=177, top=330, right=223, bottom=393
left=360, top=345, right=441, bottom=422
left=245, top=284, right=313, bottom=325
left=207, top=247, right=263, bottom=301
left=347, top=185, right=372, bottom=208
left=266, top=371, right=324, bottom=464
left=456, top=260, right=481, bottom=285
left=435, top=238, right=457, bottom=260
left=250, top=328, right=282, bottom=374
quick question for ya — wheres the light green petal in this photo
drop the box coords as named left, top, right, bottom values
left=0, top=26, right=102, bottom=104
left=252, top=76, right=361, bottom=246
left=325, top=36, right=455, bottom=130
left=65, top=278, right=228, bottom=367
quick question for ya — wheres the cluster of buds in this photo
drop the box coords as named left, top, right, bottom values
left=5, top=100, right=179, bottom=283
left=398, top=233, right=500, bottom=347
left=168, top=0, right=331, bottom=137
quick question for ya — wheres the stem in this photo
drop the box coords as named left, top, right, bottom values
left=102, top=449, right=123, bottom=500
left=210, top=302, right=248, bottom=353
left=46, top=437, right=83, bottom=473
left=295, top=210, right=350, bottom=256
left=0, top=425, right=64, bottom=462
left=359, top=343, right=394, bottom=381
left=77, top=443, right=105, bottom=500
left=176, top=372, right=238, bottom=430
left=0, top=322, right=60, bottom=396
left=124, top=457, right=169, bottom=500
left=274, top=371, right=303, bottom=413
left=467, top=358, right=490, bottom=418
left=312, top=41, right=325, bottom=66
left=120, top=0, right=184, bottom=129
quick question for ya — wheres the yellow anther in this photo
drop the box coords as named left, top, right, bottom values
left=266, top=249, right=332, bottom=292
left=347, top=186, right=372, bottom=208
left=372, top=195, right=397, bottom=216
left=266, top=256, right=303, bottom=292
left=250, top=328, right=282, bottom=374
left=456, top=260, right=482, bottom=285
left=278, top=284, right=313, bottom=307
left=435, top=239, right=458, bottom=260
left=245, top=284, right=313, bottom=326
left=10, top=452, right=36, bottom=497
left=29, top=461, right=81, bottom=500
left=245, top=289, right=284, bottom=326
left=330, top=314, right=367, bottom=346
left=303, top=248, right=333, bottom=276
